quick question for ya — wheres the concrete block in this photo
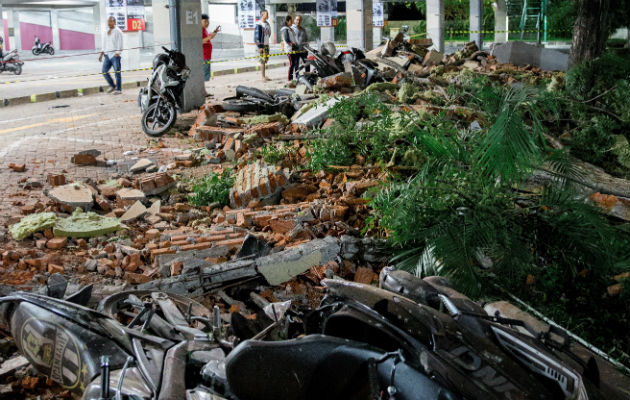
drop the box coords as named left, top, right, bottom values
left=492, top=41, right=542, bottom=67
left=256, top=236, right=340, bottom=285
left=292, top=98, right=340, bottom=129
left=47, top=183, right=94, bottom=210
left=540, top=48, right=569, bottom=72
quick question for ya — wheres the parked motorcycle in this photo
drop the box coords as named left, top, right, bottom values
left=32, top=37, right=54, bottom=56
left=0, top=49, right=24, bottom=75
left=138, top=46, right=190, bottom=137
left=222, top=85, right=302, bottom=117
left=1, top=266, right=627, bottom=400
left=297, top=42, right=380, bottom=92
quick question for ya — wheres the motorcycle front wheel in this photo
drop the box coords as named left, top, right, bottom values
left=48, top=47, right=55, bottom=55
left=32, top=49, right=39, bottom=56
left=13, top=65, right=22, bottom=75
left=141, top=100, right=176, bottom=137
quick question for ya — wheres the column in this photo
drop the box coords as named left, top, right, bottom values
left=469, top=0, right=482, bottom=49
left=426, top=0, right=443, bottom=52
left=493, top=0, right=508, bottom=43
left=51, top=9, right=60, bottom=51
left=178, top=0, right=205, bottom=111
left=152, top=0, right=172, bottom=48
left=269, top=3, right=277, bottom=44
left=9, top=10, right=21, bottom=51
left=373, top=26, right=382, bottom=47
left=201, top=0, right=209, bottom=17
left=0, top=4, right=4, bottom=50
left=93, top=4, right=102, bottom=50
left=122, top=31, right=141, bottom=70
left=321, top=27, right=334, bottom=43
left=346, top=0, right=373, bottom=51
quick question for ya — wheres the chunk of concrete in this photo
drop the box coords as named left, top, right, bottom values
left=116, top=188, right=146, bottom=202
left=492, top=41, right=546, bottom=68
left=53, top=208, right=122, bottom=238
left=130, top=158, right=154, bottom=173
left=539, top=47, right=569, bottom=72
left=256, top=236, right=340, bottom=285
left=48, top=183, right=94, bottom=210
left=147, top=200, right=161, bottom=215
left=120, top=201, right=148, bottom=222
left=292, top=98, right=341, bottom=129
left=9, top=212, right=57, bottom=241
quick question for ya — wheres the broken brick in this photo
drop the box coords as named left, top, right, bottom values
left=47, top=264, right=64, bottom=274
left=46, top=237, right=67, bottom=250
left=8, top=163, right=26, bottom=172
left=46, top=174, right=66, bottom=187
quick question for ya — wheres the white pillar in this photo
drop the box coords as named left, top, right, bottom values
left=0, top=4, right=4, bottom=50
left=321, top=27, right=334, bottom=43
left=373, top=26, right=382, bottom=47
left=51, top=9, right=60, bottom=50
left=93, top=4, right=102, bottom=50
left=493, top=0, right=508, bottom=43
left=9, top=10, right=21, bottom=51
left=122, top=31, right=141, bottom=70
left=201, top=0, right=209, bottom=16
left=469, top=0, right=482, bottom=49
left=269, top=4, right=277, bottom=44
left=346, top=0, right=373, bottom=51
left=426, top=0, right=444, bottom=52
left=152, top=0, right=172, bottom=48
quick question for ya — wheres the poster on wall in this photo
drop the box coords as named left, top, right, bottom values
left=238, top=0, right=255, bottom=29
left=126, top=0, right=146, bottom=31
left=106, top=0, right=128, bottom=31
left=316, top=0, right=333, bottom=27
left=373, top=2, right=384, bottom=27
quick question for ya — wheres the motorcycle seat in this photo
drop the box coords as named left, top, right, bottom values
left=225, top=334, right=458, bottom=400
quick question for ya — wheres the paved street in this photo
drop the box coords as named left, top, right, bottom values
left=0, top=66, right=288, bottom=224
left=0, top=45, right=288, bottom=98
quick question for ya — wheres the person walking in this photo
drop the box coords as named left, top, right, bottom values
left=281, top=16, right=298, bottom=82
left=254, top=10, right=271, bottom=81
left=201, top=14, right=220, bottom=82
left=98, top=16, right=123, bottom=94
left=292, top=15, right=309, bottom=76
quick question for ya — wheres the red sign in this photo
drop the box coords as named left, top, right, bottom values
left=127, top=18, right=145, bottom=31
left=332, top=18, right=338, bottom=27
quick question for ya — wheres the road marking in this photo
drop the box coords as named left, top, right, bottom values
left=0, top=113, right=98, bottom=134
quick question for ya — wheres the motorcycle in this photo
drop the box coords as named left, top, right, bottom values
left=138, top=46, right=190, bottom=137
left=0, top=49, right=24, bottom=75
left=222, top=85, right=302, bottom=117
left=32, top=37, right=54, bottom=56
left=0, top=270, right=627, bottom=399
left=297, top=42, right=380, bottom=92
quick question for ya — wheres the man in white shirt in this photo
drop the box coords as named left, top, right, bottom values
left=99, top=16, right=123, bottom=94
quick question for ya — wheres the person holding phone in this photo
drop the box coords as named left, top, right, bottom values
left=201, top=14, right=220, bottom=82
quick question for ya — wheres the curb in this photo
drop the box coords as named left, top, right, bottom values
left=0, top=61, right=288, bottom=108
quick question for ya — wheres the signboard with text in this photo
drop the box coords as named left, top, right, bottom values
left=317, top=0, right=337, bottom=27
left=373, top=2, right=384, bottom=27
left=238, top=0, right=256, bottom=29
left=105, top=0, right=146, bottom=32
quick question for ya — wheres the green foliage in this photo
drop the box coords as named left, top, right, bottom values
left=565, top=51, right=630, bottom=99
left=334, top=17, right=346, bottom=42
left=188, top=170, right=234, bottom=207
left=256, top=143, right=297, bottom=165
left=546, top=0, right=576, bottom=39
left=412, top=20, right=426, bottom=35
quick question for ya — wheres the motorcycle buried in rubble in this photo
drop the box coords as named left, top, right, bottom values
left=138, top=47, right=190, bottom=137
left=0, top=49, right=24, bottom=75
left=0, top=271, right=627, bottom=400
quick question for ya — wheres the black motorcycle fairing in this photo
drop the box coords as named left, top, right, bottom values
left=225, top=334, right=459, bottom=400
left=380, top=268, right=442, bottom=309
left=8, top=300, right=130, bottom=394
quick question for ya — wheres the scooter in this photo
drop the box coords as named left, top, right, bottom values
left=221, top=85, right=301, bottom=116
left=0, top=49, right=24, bottom=75
left=138, top=46, right=190, bottom=137
left=32, top=37, right=54, bottom=56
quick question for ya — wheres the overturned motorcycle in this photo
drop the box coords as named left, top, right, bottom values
left=138, top=47, right=190, bottom=137
left=296, top=42, right=381, bottom=93
left=221, top=85, right=302, bottom=117
left=0, top=269, right=627, bottom=400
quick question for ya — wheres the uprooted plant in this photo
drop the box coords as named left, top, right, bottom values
left=350, top=80, right=630, bottom=364
left=188, top=169, right=235, bottom=207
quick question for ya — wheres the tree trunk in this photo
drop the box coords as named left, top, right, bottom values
left=569, top=0, right=612, bottom=67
